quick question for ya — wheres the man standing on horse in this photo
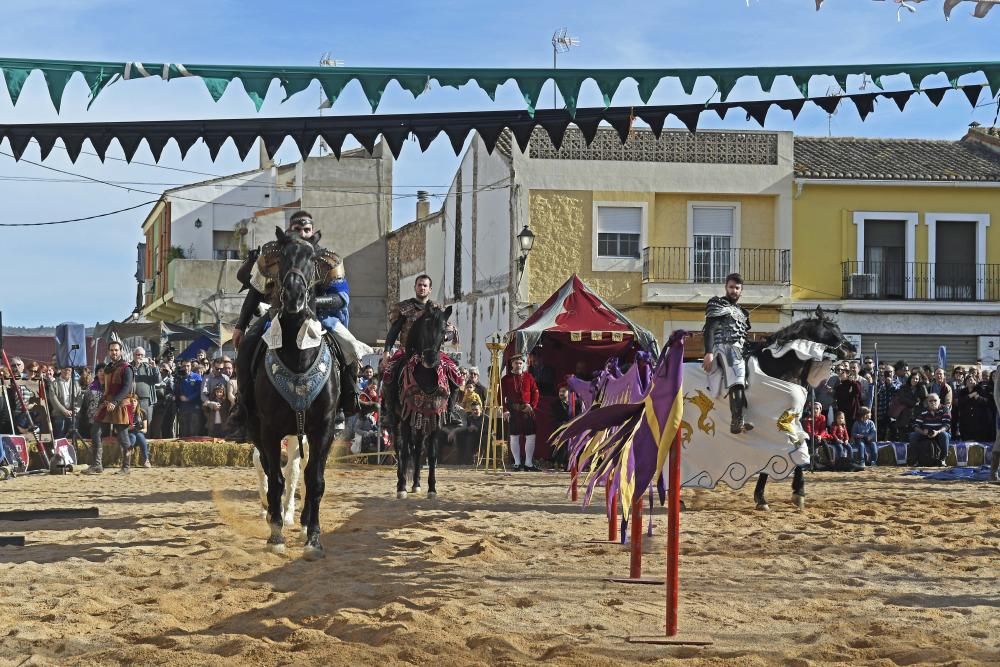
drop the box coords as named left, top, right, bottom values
left=380, top=274, right=457, bottom=428
left=702, top=272, right=753, bottom=434
left=227, top=210, right=362, bottom=435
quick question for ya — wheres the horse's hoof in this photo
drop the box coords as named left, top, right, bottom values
left=303, top=545, right=325, bottom=561
left=410, top=486, right=421, bottom=494
left=267, top=542, right=286, bottom=555
left=427, top=491, right=436, bottom=499
left=793, top=494, right=805, bottom=510
left=396, top=490, right=407, bottom=499
left=755, top=502, right=770, bottom=511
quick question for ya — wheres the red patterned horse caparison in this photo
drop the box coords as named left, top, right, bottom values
left=399, top=353, right=463, bottom=433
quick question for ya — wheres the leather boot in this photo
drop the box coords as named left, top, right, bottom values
left=340, top=362, right=360, bottom=417
left=729, top=385, right=754, bottom=435
left=991, top=450, right=1000, bottom=482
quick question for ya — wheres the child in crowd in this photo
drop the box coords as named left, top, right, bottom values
left=461, top=381, right=483, bottom=413
left=202, top=384, right=232, bottom=438
left=829, top=411, right=852, bottom=467
left=851, top=406, right=878, bottom=467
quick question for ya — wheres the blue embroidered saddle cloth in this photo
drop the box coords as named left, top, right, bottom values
left=264, top=342, right=333, bottom=412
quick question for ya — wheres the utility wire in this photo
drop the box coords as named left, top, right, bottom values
left=0, top=200, right=158, bottom=227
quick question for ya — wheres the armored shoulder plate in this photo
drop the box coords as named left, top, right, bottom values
left=316, top=249, right=345, bottom=281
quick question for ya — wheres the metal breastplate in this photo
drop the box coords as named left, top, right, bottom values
left=706, top=298, right=750, bottom=347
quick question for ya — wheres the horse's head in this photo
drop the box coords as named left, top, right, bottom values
left=274, top=225, right=319, bottom=316
left=807, top=305, right=856, bottom=359
left=409, top=304, right=452, bottom=367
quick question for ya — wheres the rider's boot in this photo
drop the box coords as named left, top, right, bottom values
left=729, top=385, right=754, bottom=435
left=340, top=361, right=360, bottom=417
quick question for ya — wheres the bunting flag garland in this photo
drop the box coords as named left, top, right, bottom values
left=1, top=56, right=1000, bottom=115
left=0, top=84, right=989, bottom=164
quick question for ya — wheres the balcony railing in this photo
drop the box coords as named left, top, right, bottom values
left=642, top=247, right=791, bottom=284
left=841, top=261, right=1000, bottom=301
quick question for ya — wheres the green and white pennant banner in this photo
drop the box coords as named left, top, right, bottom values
left=0, top=56, right=999, bottom=116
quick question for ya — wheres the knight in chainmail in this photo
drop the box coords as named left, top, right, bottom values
left=702, top=272, right=753, bottom=434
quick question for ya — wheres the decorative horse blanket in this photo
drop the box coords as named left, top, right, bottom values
left=399, top=353, right=463, bottom=434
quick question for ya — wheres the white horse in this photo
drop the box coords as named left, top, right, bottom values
left=253, top=436, right=309, bottom=526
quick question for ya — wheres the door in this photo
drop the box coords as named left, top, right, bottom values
left=935, top=221, right=976, bottom=300
left=864, top=220, right=905, bottom=299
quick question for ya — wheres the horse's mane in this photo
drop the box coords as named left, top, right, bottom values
left=749, top=309, right=841, bottom=357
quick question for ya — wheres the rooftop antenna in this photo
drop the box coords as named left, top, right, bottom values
left=317, top=53, right=345, bottom=156
left=551, top=28, right=580, bottom=109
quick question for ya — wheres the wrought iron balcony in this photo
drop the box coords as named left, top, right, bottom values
left=642, top=247, right=791, bottom=285
left=840, top=261, right=1000, bottom=301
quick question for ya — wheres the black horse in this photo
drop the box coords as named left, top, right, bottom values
left=749, top=306, right=856, bottom=510
left=248, top=227, right=340, bottom=559
left=385, top=305, right=459, bottom=499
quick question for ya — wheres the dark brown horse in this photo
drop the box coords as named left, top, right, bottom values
left=246, top=227, right=340, bottom=559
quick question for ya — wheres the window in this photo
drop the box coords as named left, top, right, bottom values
left=597, top=207, right=641, bottom=259
left=213, top=249, right=240, bottom=260
left=692, top=206, right=735, bottom=283
left=212, top=230, right=239, bottom=261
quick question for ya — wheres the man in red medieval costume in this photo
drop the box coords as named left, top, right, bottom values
left=502, top=353, right=541, bottom=471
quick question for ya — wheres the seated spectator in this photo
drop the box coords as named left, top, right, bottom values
left=802, top=402, right=831, bottom=465
left=851, top=406, right=878, bottom=466
left=202, top=383, right=232, bottom=438
left=954, top=375, right=992, bottom=442
left=909, top=393, right=951, bottom=466
left=357, top=365, right=376, bottom=392
left=829, top=411, right=852, bottom=467
left=128, top=403, right=151, bottom=468
left=460, top=381, right=483, bottom=413
left=467, top=367, right=487, bottom=404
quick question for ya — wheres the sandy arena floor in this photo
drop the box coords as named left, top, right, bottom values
left=0, top=464, right=998, bottom=666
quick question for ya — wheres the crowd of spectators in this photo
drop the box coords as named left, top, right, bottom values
left=802, top=355, right=996, bottom=469
left=0, top=348, right=240, bottom=456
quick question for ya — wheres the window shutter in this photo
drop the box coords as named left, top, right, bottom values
left=597, top=206, right=641, bottom=234
left=693, top=206, right=734, bottom=236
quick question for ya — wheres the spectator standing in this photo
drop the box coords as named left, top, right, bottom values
left=851, top=361, right=872, bottom=410
left=909, top=393, right=951, bottom=466
left=10, top=357, right=27, bottom=380
left=874, top=369, right=897, bottom=441
left=157, top=363, right=176, bottom=438
left=467, top=367, right=487, bottom=404
left=954, top=376, right=992, bottom=442
left=929, top=367, right=953, bottom=411
left=834, top=368, right=863, bottom=429
left=174, top=360, right=203, bottom=438
left=894, top=371, right=927, bottom=438
left=131, top=347, right=160, bottom=440
left=202, top=383, right=232, bottom=438
left=851, top=406, right=878, bottom=466
left=949, top=367, right=966, bottom=398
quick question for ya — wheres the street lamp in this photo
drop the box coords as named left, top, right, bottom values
left=551, top=28, right=580, bottom=109
left=516, top=225, right=535, bottom=277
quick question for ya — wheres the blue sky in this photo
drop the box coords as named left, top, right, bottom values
left=0, top=0, right=996, bottom=326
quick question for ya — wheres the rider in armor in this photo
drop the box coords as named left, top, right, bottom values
left=381, top=274, right=457, bottom=428
left=702, top=272, right=753, bottom=434
left=227, top=210, right=360, bottom=436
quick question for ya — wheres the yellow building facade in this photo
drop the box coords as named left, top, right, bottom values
left=791, top=129, right=1000, bottom=366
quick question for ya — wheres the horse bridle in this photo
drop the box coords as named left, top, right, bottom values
left=280, top=263, right=318, bottom=314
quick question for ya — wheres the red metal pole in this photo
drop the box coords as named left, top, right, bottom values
left=629, top=495, right=643, bottom=579
left=607, top=487, right=619, bottom=542
left=570, top=463, right=579, bottom=501
left=665, top=430, right=682, bottom=636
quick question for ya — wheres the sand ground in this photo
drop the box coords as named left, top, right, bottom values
left=0, top=464, right=998, bottom=666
